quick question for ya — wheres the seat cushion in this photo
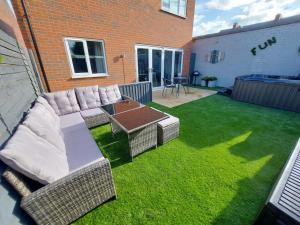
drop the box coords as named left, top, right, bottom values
left=80, top=108, right=105, bottom=118
left=23, top=103, right=66, bottom=153
left=0, top=125, right=69, bottom=185
left=158, top=115, right=179, bottom=128
left=99, top=84, right=122, bottom=105
left=44, top=89, right=80, bottom=116
left=60, top=112, right=85, bottom=132
left=75, top=85, right=101, bottom=110
left=59, top=113, right=104, bottom=172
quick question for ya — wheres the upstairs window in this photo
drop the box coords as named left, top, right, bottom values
left=162, top=0, right=187, bottom=17
left=65, top=37, right=108, bottom=78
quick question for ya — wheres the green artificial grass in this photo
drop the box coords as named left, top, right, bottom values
left=73, top=95, right=300, bottom=225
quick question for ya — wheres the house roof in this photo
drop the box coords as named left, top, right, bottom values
left=193, top=14, right=300, bottom=40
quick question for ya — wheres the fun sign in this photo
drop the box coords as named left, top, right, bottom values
left=251, top=37, right=277, bottom=56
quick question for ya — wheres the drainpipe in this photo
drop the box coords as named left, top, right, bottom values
left=21, top=0, right=51, bottom=92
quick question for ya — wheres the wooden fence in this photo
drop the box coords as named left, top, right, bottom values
left=0, top=29, right=40, bottom=147
left=119, top=81, right=152, bottom=104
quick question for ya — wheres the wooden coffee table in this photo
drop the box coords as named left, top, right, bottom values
left=101, top=100, right=168, bottom=159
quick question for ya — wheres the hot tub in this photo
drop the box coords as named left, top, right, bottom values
left=232, top=74, right=300, bottom=112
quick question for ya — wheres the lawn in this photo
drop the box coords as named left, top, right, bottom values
left=73, top=95, right=300, bottom=225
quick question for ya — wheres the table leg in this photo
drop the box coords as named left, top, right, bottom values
left=128, top=123, right=157, bottom=159
left=110, top=119, right=122, bottom=135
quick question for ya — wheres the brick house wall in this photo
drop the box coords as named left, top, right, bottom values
left=12, top=0, right=195, bottom=91
left=0, top=0, right=25, bottom=47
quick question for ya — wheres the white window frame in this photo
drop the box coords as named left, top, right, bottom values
left=161, top=0, right=187, bottom=18
left=64, top=37, right=108, bottom=78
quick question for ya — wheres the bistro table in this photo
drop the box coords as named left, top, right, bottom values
left=101, top=99, right=169, bottom=160
left=173, top=76, right=189, bottom=96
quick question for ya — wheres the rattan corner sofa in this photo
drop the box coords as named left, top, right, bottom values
left=0, top=85, right=129, bottom=225
left=0, top=83, right=179, bottom=225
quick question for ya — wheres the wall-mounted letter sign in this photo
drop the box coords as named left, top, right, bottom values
left=251, top=37, right=277, bottom=56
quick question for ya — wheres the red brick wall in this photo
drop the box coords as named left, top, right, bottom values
left=0, top=0, right=25, bottom=47
left=13, top=0, right=195, bottom=91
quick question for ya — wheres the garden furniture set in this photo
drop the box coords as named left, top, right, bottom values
left=101, top=100, right=169, bottom=159
left=162, top=75, right=189, bottom=97
left=0, top=83, right=180, bottom=225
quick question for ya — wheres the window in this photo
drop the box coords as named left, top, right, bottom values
left=65, top=38, right=108, bottom=78
left=205, top=50, right=225, bottom=64
left=211, top=50, right=219, bottom=64
left=161, top=0, right=187, bottom=17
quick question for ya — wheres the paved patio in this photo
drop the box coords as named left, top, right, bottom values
left=153, top=87, right=217, bottom=107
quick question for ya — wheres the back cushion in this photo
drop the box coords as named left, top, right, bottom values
left=44, top=89, right=80, bottom=116
left=99, top=84, right=122, bottom=105
left=0, top=125, right=69, bottom=185
left=35, top=96, right=60, bottom=131
left=23, top=103, right=66, bottom=153
left=75, top=85, right=101, bottom=110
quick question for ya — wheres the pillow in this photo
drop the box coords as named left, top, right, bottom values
left=35, top=96, right=60, bottom=131
left=75, top=85, right=101, bottom=110
left=44, top=89, right=80, bottom=116
left=0, top=125, right=69, bottom=185
left=99, top=84, right=122, bottom=105
left=36, top=96, right=59, bottom=120
left=23, top=103, right=66, bottom=153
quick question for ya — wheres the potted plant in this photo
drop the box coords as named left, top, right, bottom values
left=208, top=76, right=218, bottom=87
left=201, top=76, right=210, bottom=87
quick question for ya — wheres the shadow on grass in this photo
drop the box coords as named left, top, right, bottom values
left=92, top=126, right=131, bottom=168
left=211, top=132, right=298, bottom=225
left=149, top=95, right=300, bottom=224
left=149, top=95, right=300, bottom=151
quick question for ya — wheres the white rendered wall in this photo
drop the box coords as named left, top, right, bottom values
left=192, top=22, right=300, bottom=87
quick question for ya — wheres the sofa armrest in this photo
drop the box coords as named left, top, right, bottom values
left=21, top=158, right=116, bottom=225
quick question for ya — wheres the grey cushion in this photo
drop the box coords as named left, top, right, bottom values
left=23, top=103, right=66, bottom=153
left=59, top=113, right=104, bottom=172
left=60, top=112, right=85, bottom=131
left=0, top=125, right=69, bottom=185
left=36, top=96, right=60, bottom=125
left=99, top=84, right=122, bottom=105
left=80, top=108, right=105, bottom=118
left=44, top=89, right=80, bottom=116
left=35, top=97, right=61, bottom=132
left=158, top=115, right=179, bottom=128
left=75, top=85, right=101, bottom=110
left=150, top=107, right=179, bottom=128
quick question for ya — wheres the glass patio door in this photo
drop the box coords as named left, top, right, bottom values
left=136, top=46, right=163, bottom=88
left=136, top=45, right=183, bottom=88
left=174, top=51, right=183, bottom=77
left=152, top=49, right=162, bottom=87
left=137, top=48, right=149, bottom=82
left=164, top=50, right=173, bottom=82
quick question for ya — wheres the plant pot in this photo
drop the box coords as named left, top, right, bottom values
left=201, top=80, right=207, bottom=87
left=208, top=80, right=217, bottom=88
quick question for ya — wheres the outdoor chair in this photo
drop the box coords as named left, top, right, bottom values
left=181, top=76, right=190, bottom=94
left=162, top=78, right=176, bottom=96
